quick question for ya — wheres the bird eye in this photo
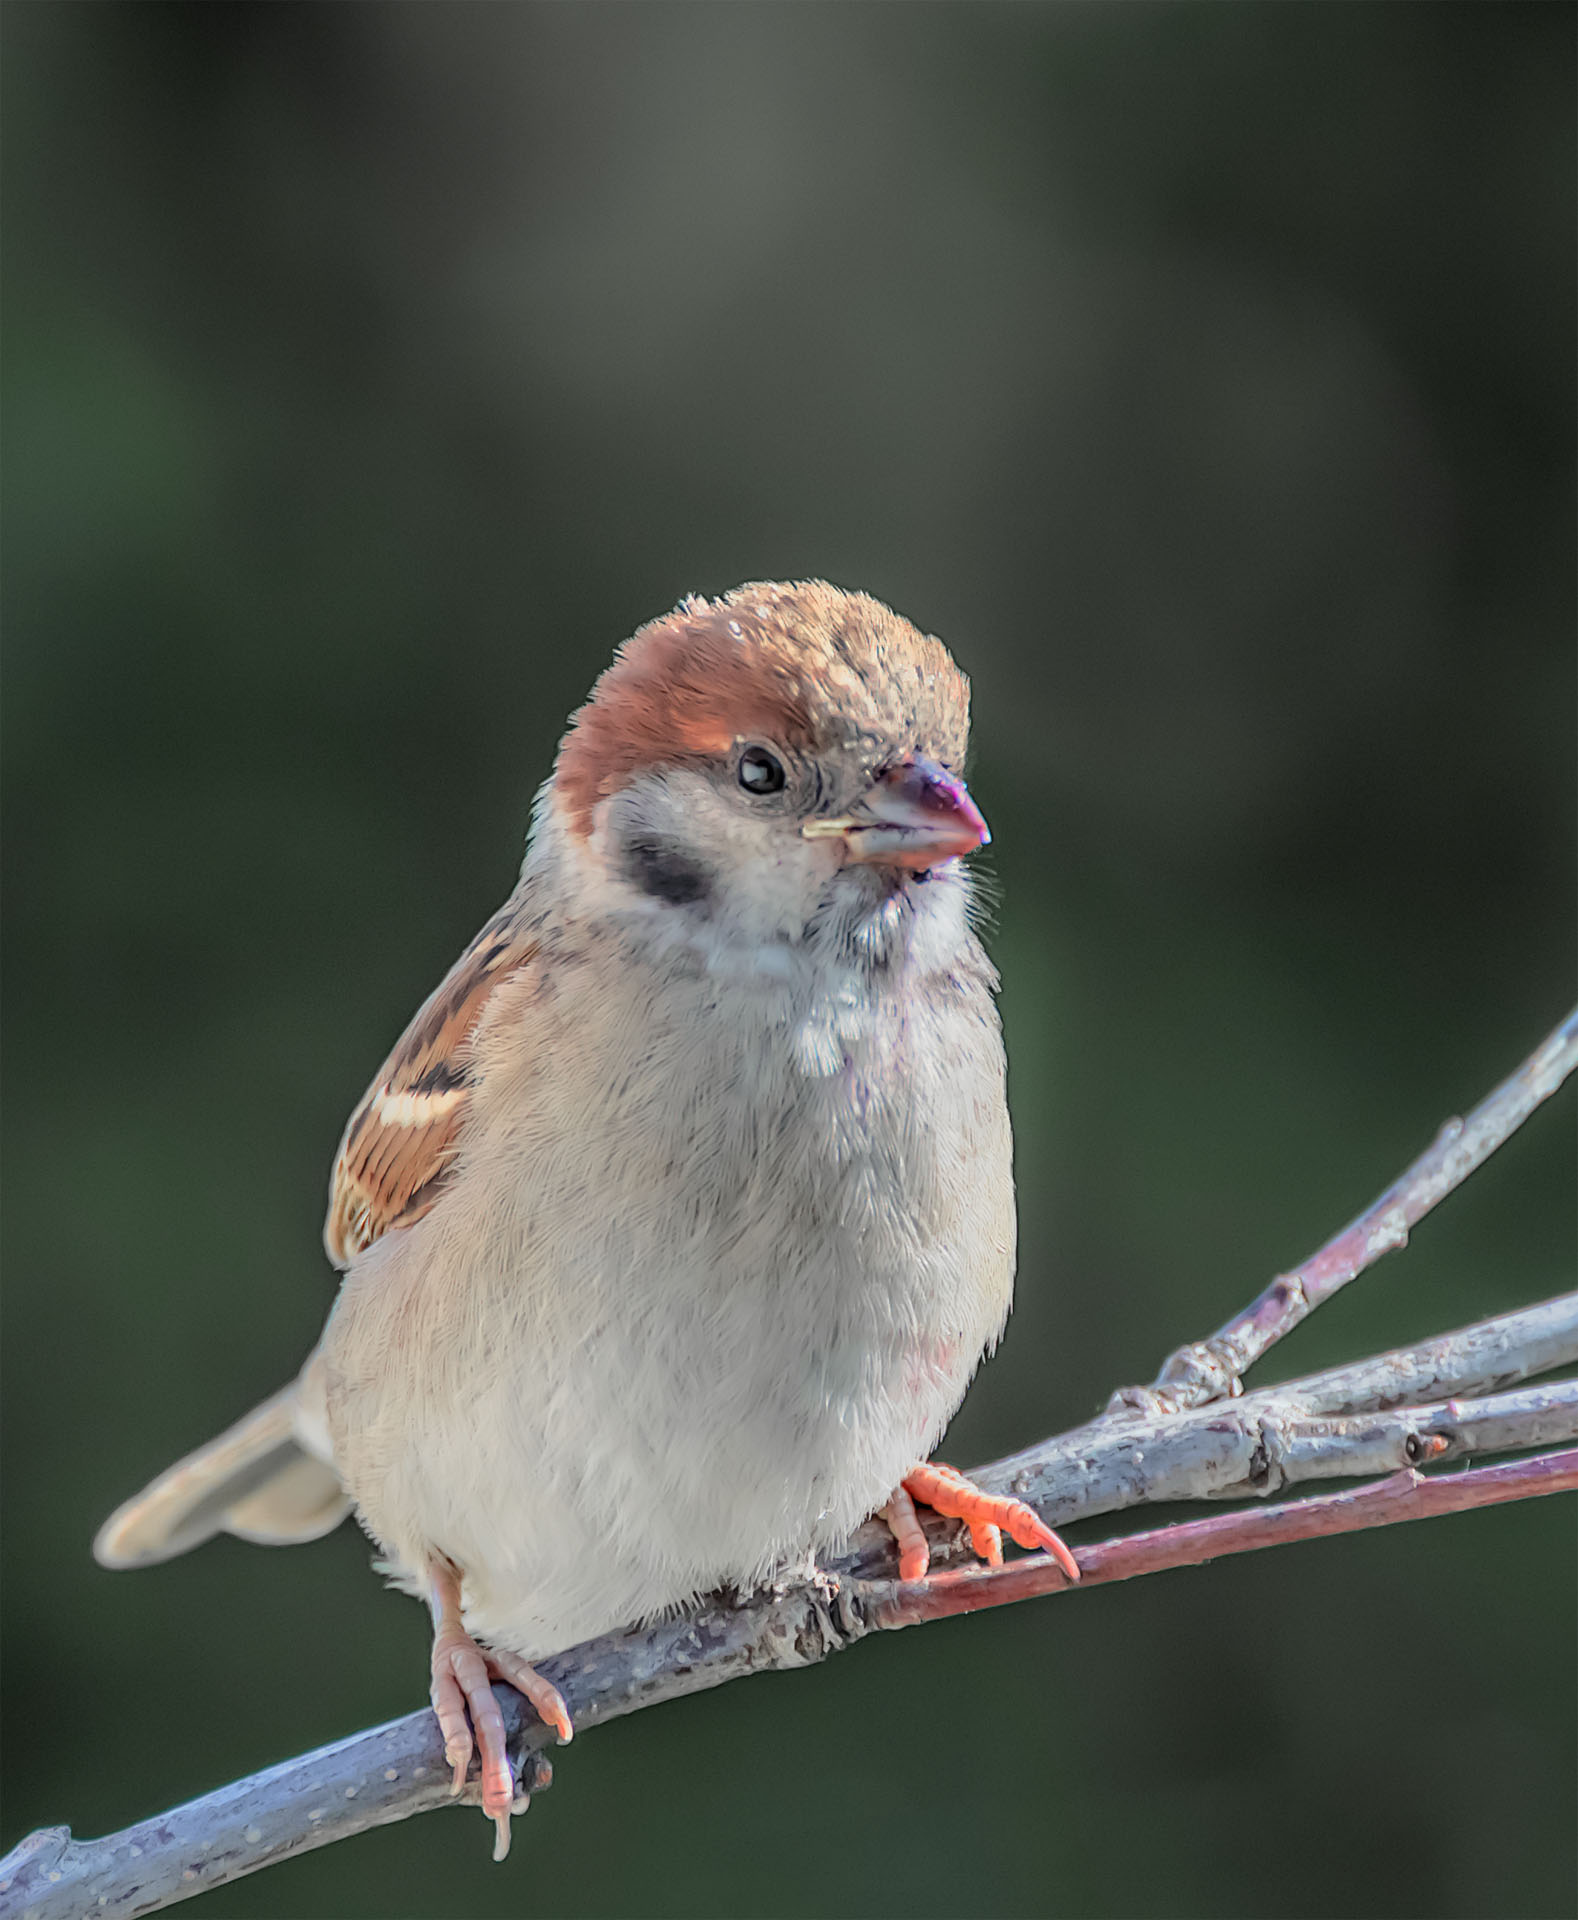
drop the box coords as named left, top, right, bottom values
left=737, top=746, right=786, bottom=795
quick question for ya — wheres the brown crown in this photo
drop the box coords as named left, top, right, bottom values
left=554, top=580, right=970, bottom=836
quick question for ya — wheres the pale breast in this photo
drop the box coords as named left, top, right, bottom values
left=323, top=917, right=1014, bottom=1657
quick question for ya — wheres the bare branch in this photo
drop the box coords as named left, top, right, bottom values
left=1243, top=1291, right=1578, bottom=1417
left=1192, top=1378, right=1578, bottom=1490
left=1109, top=1005, right=1578, bottom=1415
left=963, top=1296, right=1578, bottom=1539
left=7, top=1449, right=1574, bottom=1920
left=821, top=1293, right=1578, bottom=1575
left=3, top=1007, right=1573, bottom=1919
left=6, top=1392, right=1573, bottom=1920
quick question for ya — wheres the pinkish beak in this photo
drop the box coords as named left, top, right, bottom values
left=801, top=758, right=990, bottom=871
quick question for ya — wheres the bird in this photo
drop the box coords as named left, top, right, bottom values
left=94, top=579, right=1078, bottom=1858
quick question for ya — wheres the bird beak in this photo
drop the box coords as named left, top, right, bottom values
left=801, top=758, right=990, bottom=870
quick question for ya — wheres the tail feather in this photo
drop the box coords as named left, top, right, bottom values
left=93, top=1381, right=350, bottom=1569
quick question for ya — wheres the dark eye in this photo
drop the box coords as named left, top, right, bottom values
left=737, top=745, right=786, bottom=795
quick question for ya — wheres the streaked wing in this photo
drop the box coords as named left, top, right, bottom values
left=324, top=903, right=539, bottom=1267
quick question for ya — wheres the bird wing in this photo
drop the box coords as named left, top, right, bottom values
left=324, top=902, right=540, bottom=1267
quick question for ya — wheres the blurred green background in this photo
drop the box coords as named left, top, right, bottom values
left=3, top=5, right=1574, bottom=1916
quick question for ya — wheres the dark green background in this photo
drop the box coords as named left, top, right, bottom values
left=3, top=5, right=1574, bottom=1916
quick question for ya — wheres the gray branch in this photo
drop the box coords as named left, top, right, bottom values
left=4, top=1005, right=1575, bottom=1920
left=972, top=1294, right=1578, bottom=1538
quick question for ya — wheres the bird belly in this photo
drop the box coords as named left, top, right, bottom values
left=322, top=962, right=1013, bottom=1658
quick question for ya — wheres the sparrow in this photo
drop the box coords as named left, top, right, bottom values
left=95, top=580, right=1077, bottom=1857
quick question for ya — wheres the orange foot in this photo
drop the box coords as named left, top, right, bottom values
left=428, top=1558, right=573, bottom=1862
left=883, top=1462, right=1081, bottom=1585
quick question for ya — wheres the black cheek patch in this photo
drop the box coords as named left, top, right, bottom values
left=623, top=837, right=713, bottom=907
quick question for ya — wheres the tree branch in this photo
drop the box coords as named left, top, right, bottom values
left=956, top=1296, right=1578, bottom=1540
left=7, top=1447, right=1574, bottom=1920
left=3, top=1004, right=1574, bottom=1920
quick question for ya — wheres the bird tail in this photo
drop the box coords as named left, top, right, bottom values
left=93, top=1364, right=350, bottom=1569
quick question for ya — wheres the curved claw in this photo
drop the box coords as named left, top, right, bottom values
left=898, top=1461, right=1082, bottom=1583
left=967, top=1519, right=1004, bottom=1564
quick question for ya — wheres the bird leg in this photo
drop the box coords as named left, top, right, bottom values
left=883, top=1462, right=1081, bottom=1584
left=427, top=1556, right=573, bottom=1862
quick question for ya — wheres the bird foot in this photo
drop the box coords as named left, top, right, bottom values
left=883, top=1461, right=1081, bottom=1584
left=429, top=1585, right=571, bottom=1862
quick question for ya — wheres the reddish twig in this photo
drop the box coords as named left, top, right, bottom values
left=873, top=1446, right=1578, bottom=1627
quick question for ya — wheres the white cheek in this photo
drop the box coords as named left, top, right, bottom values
left=585, top=767, right=833, bottom=946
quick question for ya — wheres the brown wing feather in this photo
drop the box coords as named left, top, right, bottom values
left=324, top=904, right=539, bottom=1267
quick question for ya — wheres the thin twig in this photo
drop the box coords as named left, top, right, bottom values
left=1243, top=1291, right=1578, bottom=1417
left=1195, top=1378, right=1578, bottom=1490
left=1109, top=1005, right=1578, bottom=1415
left=873, top=1447, right=1578, bottom=1626
left=1001, top=1373, right=1578, bottom=1523
left=836, top=1293, right=1578, bottom=1565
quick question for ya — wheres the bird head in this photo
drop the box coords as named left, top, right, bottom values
left=542, top=581, right=988, bottom=962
